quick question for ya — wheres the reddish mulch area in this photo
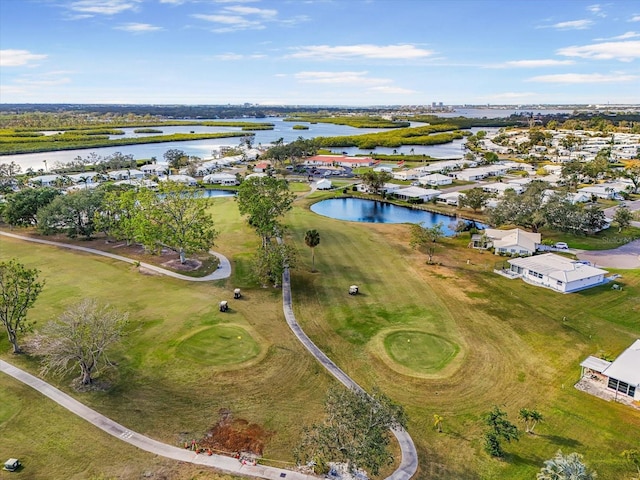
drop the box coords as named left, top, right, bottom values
left=198, top=409, right=272, bottom=456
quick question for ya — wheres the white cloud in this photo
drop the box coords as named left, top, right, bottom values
left=631, top=15, right=640, bottom=22
left=115, top=22, right=162, bottom=32
left=160, top=0, right=186, bottom=4
left=288, top=44, right=434, bottom=60
left=68, top=0, right=141, bottom=15
left=596, top=31, right=640, bottom=41
left=503, top=59, right=574, bottom=68
left=294, top=71, right=391, bottom=86
left=223, top=6, right=277, bottom=18
left=557, top=40, right=640, bottom=61
left=528, top=73, right=637, bottom=83
left=0, top=49, right=48, bottom=67
left=587, top=4, right=606, bottom=18
left=552, top=19, right=593, bottom=30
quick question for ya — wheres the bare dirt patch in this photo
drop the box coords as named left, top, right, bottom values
left=197, top=409, right=272, bottom=456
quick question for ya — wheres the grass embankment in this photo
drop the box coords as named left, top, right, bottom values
left=0, top=196, right=332, bottom=479
left=288, top=192, right=640, bottom=479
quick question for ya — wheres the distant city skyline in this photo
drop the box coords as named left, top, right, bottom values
left=1, top=0, right=639, bottom=105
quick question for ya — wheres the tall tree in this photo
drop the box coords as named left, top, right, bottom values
left=620, top=160, right=640, bottom=193
left=294, top=386, right=407, bottom=476
left=3, top=187, right=60, bottom=226
left=537, top=451, right=597, bottom=480
left=459, top=188, right=491, bottom=212
left=0, top=161, right=22, bottom=194
left=37, top=188, right=105, bottom=239
left=135, top=182, right=218, bottom=264
left=28, top=299, right=128, bottom=385
left=518, top=408, right=543, bottom=434
left=410, top=222, right=444, bottom=264
left=94, top=186, right=138, bottom=244
left=0, top=259, right=44, bottom=354
left=251, top=241, right=297, bottom=288
left=613, top=206, right=632, bottom=233
left=304, top=229, right=321, bottom=272
left=361, top=171, right=392, bottom=195
left=483, top=406, right=519, bottom=457
left=163, top=149, right=187, bottom=171
left=236, top=176, right=294, bottom=247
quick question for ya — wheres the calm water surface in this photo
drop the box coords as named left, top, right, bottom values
left=311, top=198, right=482, bottom=235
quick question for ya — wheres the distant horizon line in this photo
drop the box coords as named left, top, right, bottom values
left=2, top=102, right=639, bottom=108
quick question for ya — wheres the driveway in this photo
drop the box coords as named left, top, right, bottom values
left=576, top=238, right=640, bottom=269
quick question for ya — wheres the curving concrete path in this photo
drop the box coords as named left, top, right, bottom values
left=575, top=238, right=640, bottom=269
left=0, top=230, right=231, bottom=281
left=281, top=269, right=418, bottom=480
left=0, top=359, right=316, bottom=480
left=1, top=229, right=418, bottom=479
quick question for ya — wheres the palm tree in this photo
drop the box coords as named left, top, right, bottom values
left=304, top=229, right=320, bottom=272
left=433, top=414, right=443, bottom=433
left=537, top=451, right=596, bottom=480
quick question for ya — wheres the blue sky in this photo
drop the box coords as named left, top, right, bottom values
left=1, top=0, right=639, bottom=106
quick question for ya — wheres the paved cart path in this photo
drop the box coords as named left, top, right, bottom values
left=0, top=230, right=231, bottom=281
left=1, top=230, right=418, bottom=479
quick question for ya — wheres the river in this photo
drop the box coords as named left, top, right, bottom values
left=1, top=110, right=531, bottom=172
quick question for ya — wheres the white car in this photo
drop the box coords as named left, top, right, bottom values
left=554, top=242, right=569, bottom=250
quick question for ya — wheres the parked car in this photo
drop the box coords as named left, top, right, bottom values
left=554, top=242, right=569, bottom=249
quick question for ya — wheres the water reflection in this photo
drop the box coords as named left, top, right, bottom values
left=310, top=197, right=483, bottom=235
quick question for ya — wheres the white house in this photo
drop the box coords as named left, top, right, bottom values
left=482, top=182, right=524, bottom=196
left=140, top=163, right=168, bottom=176
left=417, top=173, right=452, bottom=187
left=202, top=173, right=239, bottom=186
left=475, top=228, right=541, bottom=256
left=393, top=186, right=440, bottom=202
left=158, top=174, right=197, bottom=186
left=108, top=169, right=145, bottom=181
left=578, top=184, right=627, bottom=200
left=392, top=169, right=422, bottom=181
left=253, top=161, right=271, bottom=173
left=316, top=178, right=333, bottom=190
left=28, top=174, right=61, bottom=187
left=68, top=172, right=100, bottom=184
left=506, top=253, right=608, bottom=293
left=436, top=191, right=465, bottom=206
left=580, top=339, right=640, bottom=401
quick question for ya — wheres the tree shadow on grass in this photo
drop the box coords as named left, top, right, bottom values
left=507, top=452, right=544, bottom=469
left=539, top=434, right=582, bottom=449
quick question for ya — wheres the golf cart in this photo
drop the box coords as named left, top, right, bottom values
left=3, top=458, right=21, bottom=472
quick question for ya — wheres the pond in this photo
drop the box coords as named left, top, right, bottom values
left=310, top=198, right=482, bottom=235
left=197, top=189, right=236, bottom=198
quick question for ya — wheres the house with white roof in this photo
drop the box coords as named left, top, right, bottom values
left=474, top=228, right=540, bottom=256
left=436, top=191, right=465, bottom=206
left=392, top=169, right=422, bottom=181
left=580, top=340, right=640, bottom=401
left=202, top=173, right=238, bottom=186
left=158, top=174, right=197, bottom=186
left=140, top=163, right=168, bottom=176
left=28, top=174, right=61, bottom=187
left=417, top=173, right=452, bottom=187
left=482, top=182, right=524, bottom=196
left=316, top=178, right=333, bottom=190
left=393, top=186, right=440, bottom=202
left=505, top=253, right=609, bottom=293
left=68, top=172, right=100, bottom=184
left=108, top=169, right=144, bottom=181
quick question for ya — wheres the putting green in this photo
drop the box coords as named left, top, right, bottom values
left=382, top=330, right=459, bottom=375
left=176, top=325, right=261, bottom=366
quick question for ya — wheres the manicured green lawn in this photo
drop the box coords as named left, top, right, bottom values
left=540, top=225, right=640, bottom=250
left=1, top=193, right=639, bottom=480
left=175, top=325, right=262, bottom=366
left=382, top=331, right=459, bottom=375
